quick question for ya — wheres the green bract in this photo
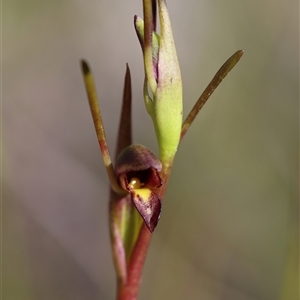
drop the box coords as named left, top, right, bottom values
left=135, top=0, right=182, bottom=165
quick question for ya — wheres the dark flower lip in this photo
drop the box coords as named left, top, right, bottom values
left=114, top=144, right=163, bottom=232
left=129, top=189, right=161, bottom=232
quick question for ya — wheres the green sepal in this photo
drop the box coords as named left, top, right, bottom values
left=154, top=0, right=183, bottom=163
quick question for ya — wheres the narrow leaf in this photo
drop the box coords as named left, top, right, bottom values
left=81, top=60, right=124, bottom=194
left=181, top=50, right=244, bottom=141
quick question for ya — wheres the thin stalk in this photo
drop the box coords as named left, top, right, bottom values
left=180, top=50, right=244, bottom=141
left=81, top=60, right=125, bottom=195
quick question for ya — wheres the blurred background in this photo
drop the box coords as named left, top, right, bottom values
left=3, top=0, right=298, bottom=299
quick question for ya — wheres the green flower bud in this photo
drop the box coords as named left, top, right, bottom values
left=135, top=0, right=183, bottom=165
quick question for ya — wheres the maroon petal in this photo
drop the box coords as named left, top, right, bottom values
left=130, top=188, right=161, bottom=232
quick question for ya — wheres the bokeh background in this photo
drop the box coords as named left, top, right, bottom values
left=3, top=1, right=299, bottom=299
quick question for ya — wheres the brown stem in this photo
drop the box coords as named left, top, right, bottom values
left=116, top=225, right=152, bottom=300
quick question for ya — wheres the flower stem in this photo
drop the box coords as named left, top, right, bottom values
left=117, top=225, right=152, bottom=300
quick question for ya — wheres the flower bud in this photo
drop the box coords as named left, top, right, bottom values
left=135, top=0, right=183, bottom=165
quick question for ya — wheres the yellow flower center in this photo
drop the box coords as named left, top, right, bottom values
left=128, top=177, right=144, bottom=189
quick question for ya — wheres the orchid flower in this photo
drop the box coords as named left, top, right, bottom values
left=80, top=1, right=243, bottom=298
